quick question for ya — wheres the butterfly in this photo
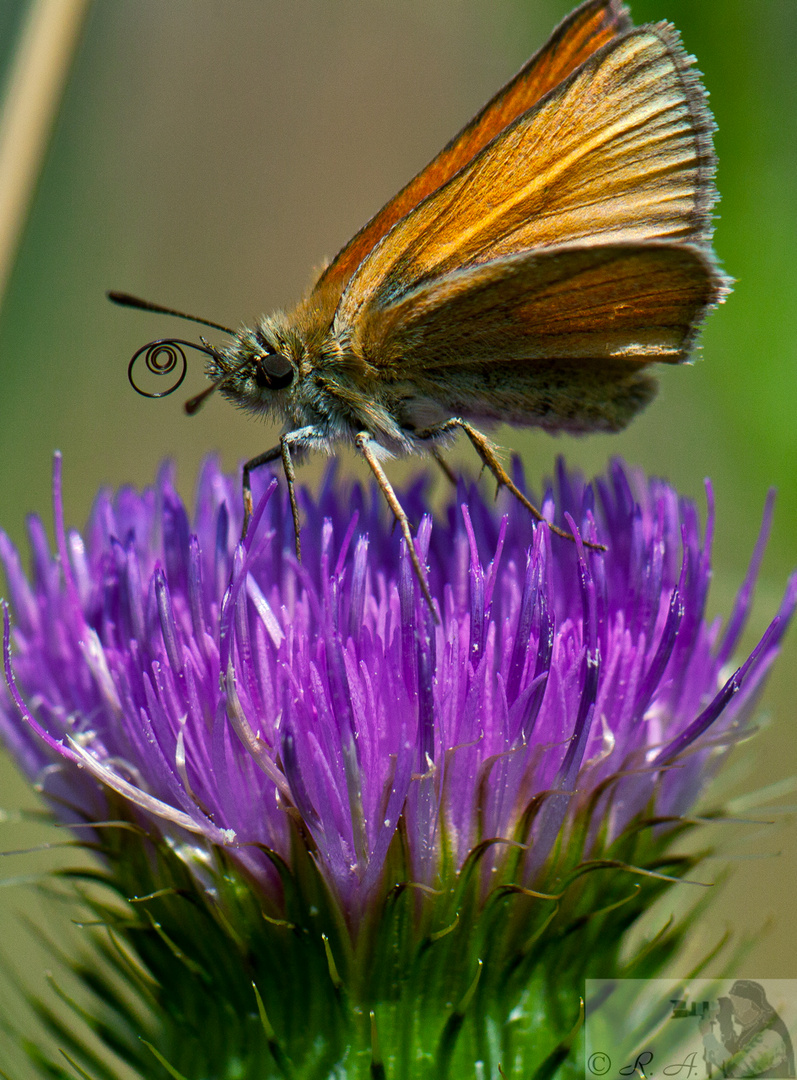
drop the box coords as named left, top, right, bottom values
left=114, top=0, right=729, bottom=616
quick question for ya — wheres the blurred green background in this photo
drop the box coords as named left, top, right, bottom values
left=0, top=0, right=794, bottom=1067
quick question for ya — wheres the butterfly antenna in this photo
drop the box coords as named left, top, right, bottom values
left=113, top=292, right=248, bottom=411
left=108, top=291, right=235, bottom=335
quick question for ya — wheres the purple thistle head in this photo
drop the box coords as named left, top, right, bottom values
left=2, top=455, right=793, bottom=912
left=1, top=455, right=794, bottom=1076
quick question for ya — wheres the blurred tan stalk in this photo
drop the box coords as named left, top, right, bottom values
left=0, top=0, right=90, bottom=312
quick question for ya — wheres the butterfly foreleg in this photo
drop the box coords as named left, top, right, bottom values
left=354, top=431, right=438, bottom=620
left=242, top=427, right=316, bottom=558
left=242, top=444, right=282, bottom=540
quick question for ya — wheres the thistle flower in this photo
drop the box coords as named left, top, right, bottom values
left=1, top=454, right=794, bottom=1080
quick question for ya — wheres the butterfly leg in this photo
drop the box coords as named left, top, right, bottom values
left=354, top=431, right=437, bottom=620
left=279, top=437, right=303, bottom=561
left=430, top=444, right=458, bottom=487
left=242, top=428, right=314, bottom=558
left=418, top=418, right=606, bottom=552
left=242, top=444, right=282, bottom=539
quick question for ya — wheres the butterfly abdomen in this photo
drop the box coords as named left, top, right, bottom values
left=386, top=358, right=656, bottom=437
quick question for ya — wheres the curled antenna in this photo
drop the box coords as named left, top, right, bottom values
left=111, top=290, right=247, bottom=412
left=127, top=338, right=219, bottom=399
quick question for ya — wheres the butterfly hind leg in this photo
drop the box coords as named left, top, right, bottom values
left=418, top=417, right=606, bottom=553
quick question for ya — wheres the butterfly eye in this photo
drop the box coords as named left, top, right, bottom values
left=255, top=351, right=294, bottom=390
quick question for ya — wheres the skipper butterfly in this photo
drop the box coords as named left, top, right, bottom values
left=114, top=0, right=728, bottom=615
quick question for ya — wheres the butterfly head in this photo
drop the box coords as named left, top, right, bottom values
left=202, top=321, right=298, bottom=416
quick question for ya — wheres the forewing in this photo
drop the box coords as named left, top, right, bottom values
left=358, top=243, right=724, bottom=372
left=310, top=0, right=631, bottom=307
left=338, top=24, right=723, bottom=327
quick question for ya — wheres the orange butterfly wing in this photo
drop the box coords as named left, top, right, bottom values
left=354, top=243, right=724, bottom=434
left=309, top=0, right=632, bottom=310
left=359, top=243, right=722, bottom=371
left=337, top=23, right=723, bottom=330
